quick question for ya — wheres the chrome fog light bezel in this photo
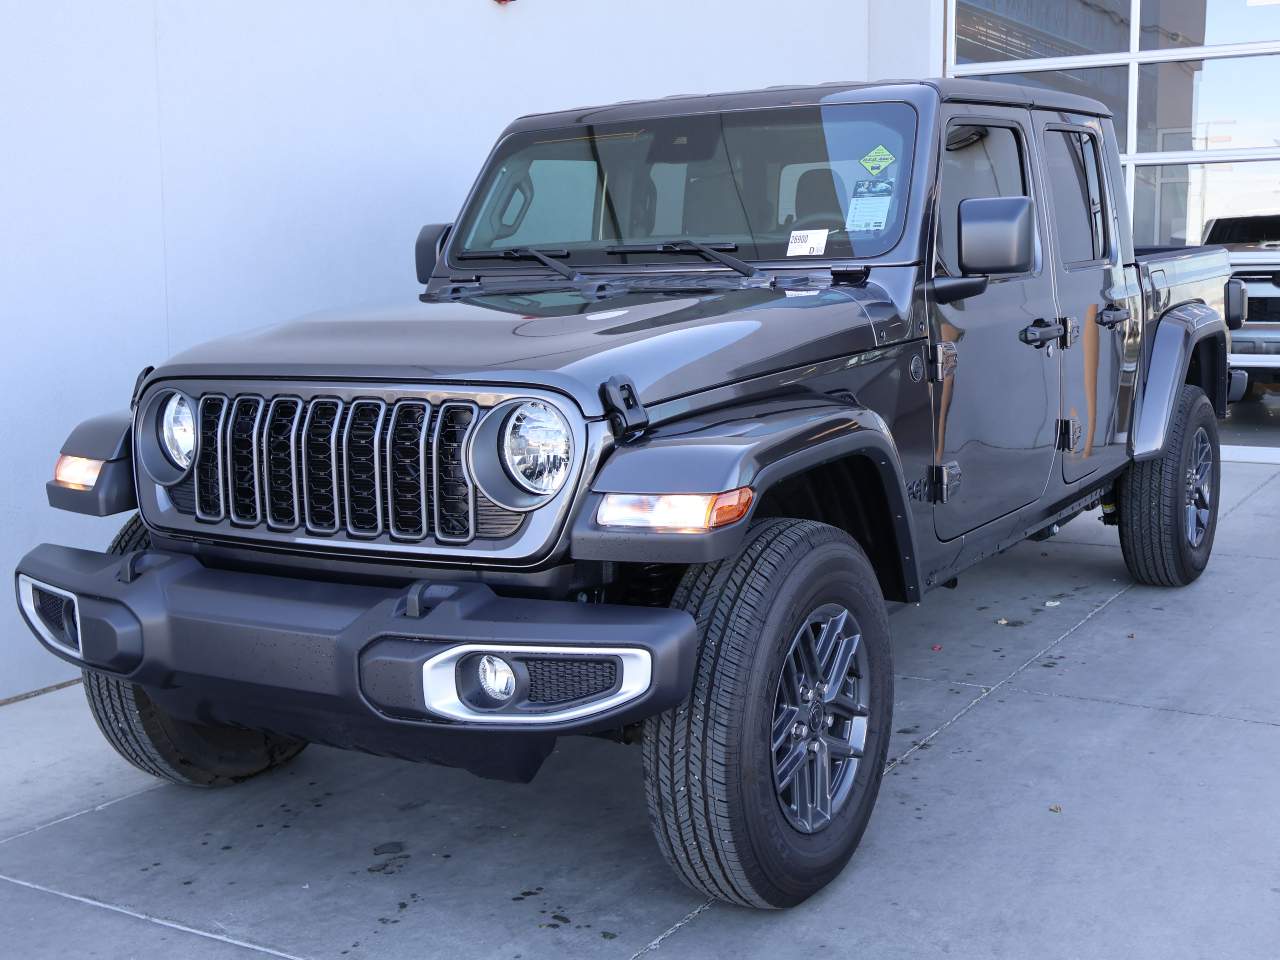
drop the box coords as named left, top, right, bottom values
left=16, top=574, right=82, bottom=657
left=423, top=644, right=651, bottom=724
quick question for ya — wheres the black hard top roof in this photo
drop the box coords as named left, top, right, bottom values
left=505, top=78, right=1110, bottom=133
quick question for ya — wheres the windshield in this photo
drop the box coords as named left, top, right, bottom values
left=451, top=102, right=917, bottom=269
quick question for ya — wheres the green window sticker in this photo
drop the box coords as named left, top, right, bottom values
left=860, top=145, right=896, bottom=176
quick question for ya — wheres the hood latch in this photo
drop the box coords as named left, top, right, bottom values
left=600, top=376, right=650, bottom=442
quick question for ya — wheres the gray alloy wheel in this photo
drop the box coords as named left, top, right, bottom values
left=772, top=603, right=870, bottom=834
left=1185, top=426, right=1214, bottom=548
left=643, top=518, right=893, bottom=908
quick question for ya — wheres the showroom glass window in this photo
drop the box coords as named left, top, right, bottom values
left=1140, top=0, right=1280, bottom=50
left=1133, top=160, right=1280, bottom=245
left=950, top=0, right=1280, bottom=251
left=1137, top=55, right=1280, bottom=153
left=955, top=0, right=1131, bottom=63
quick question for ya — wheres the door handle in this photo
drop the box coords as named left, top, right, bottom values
left=1097, top=304, right=1130, bottom=329
left=1019, top=318, right=1065, bottom=348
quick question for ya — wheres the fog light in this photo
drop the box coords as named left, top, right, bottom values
left=477, top=654, right=516, bottom=702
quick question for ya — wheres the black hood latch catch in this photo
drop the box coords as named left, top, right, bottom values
left=600, top=376, right=650, bottom=442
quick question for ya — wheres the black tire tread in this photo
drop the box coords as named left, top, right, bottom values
left=82, top=515, right=305, bottom=787
left=642, top=518, right=880, bottom=908
left=1117, top=384, right=1215, bottom=587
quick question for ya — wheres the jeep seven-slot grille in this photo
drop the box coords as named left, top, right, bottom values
left=183, top=393, right=523, bottom=544
left=227, top=397, right=265, bottom=525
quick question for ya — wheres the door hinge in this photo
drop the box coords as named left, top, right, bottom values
left=600, top=375, right=650, bottom=441
left=830, top=264, right=870, bottom=286
left=1061, top=316, right=1081, bottom=349
left=928, top=461, right=962, bottom=504
left=1057, top=418, right=1083, bottom=452
left=929, top=342, right=958, bottom=382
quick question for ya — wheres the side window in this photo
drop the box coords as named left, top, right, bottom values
left=1043, top=130, right=1108, bottom=264
left=936, top=124, right=1028, bottom=277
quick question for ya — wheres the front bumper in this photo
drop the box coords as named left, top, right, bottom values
left=1230, top=320, right=1280, bottom=380
left=14, top=543, right=697, bottom=780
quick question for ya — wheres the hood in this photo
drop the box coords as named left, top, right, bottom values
left=154, top=281, right=895, bottom=416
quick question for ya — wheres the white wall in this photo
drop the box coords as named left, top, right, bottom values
left=0, top=0, right=943, bottom=699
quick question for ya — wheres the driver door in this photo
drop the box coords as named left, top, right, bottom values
left=930, top=111, right=1060, bottom=542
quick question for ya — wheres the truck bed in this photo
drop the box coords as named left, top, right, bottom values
left=1135, top=245, right=1231, bottom=315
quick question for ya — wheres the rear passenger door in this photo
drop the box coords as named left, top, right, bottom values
left=1038, top=121, right=1128, bottom=483
left=930, top=112, right=1060, bottom=542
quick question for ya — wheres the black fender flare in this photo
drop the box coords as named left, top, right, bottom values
left=1132, top=301, right=1228, bottom=461
left=570, top=396, right=922, bottom=602
left=47, top=411, right=137, bottom=516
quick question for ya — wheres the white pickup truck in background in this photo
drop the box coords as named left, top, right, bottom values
left=1204, top=215, right=1280, bottom=401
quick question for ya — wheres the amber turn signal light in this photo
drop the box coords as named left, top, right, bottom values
left=596, top=487, right=753, bottom=533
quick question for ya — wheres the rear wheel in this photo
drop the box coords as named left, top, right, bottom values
left=1117, top=384, right=1220, bottom=587
left=642, top=519, right=893, bottom=908
left=82, top=516, right=307, bottom=786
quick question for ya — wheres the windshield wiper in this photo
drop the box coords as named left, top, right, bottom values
left=457, top=246, right=581, bottom=280
left=604, top=240, right=759, bottom=278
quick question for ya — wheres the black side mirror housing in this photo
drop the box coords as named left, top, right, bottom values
left=931, top=275, right=989, bottom=305
left=416, top=223, right=453, bottom=284
left=958, top=196, right=1034, bottom=276
left=1224, top=277, right=1248, bottom=331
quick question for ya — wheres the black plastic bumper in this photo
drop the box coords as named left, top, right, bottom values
left=14, top=543, right=698, bottom=781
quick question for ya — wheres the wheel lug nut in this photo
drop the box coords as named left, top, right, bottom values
left=826, top=715, right=834, bottom=728
left=803, top=688, right=815, bottom=702
left=793, top=722, right=808, bottom=739
left=817, top=683, right=829, bottom=696
left=808, top=741, right=820, bottom=754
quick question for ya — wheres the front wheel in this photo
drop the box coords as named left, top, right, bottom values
left=642, top=519, right=893, bottom=908
left=83, top=516, right=307, bottom=786
left=1117, top=384, right=1221, bottom=586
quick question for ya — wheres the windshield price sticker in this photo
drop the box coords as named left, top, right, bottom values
left=846, top=179, right=894, bottom=233
left=860, top=144, right=896, bottom=175
left=787, top=229, right=829, bottom=256
left=787, top=229, right=829, bottom=257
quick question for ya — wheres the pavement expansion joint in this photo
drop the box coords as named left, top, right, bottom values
left=885, top=584, right=1133, bottom=773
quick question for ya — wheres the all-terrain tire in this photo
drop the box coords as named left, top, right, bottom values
left=1117, top=384, right=1220, bottom=586
left=82, top=515, right=307, bottom=786
left=642, top=519, right=893, bottom=908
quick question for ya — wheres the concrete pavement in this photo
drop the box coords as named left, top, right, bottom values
left=2, top=461, right=1277, bottom=960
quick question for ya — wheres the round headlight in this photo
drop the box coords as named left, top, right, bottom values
left=160, top=393, right=195, bottom=470
left=501, top=401, right=572, bottom=497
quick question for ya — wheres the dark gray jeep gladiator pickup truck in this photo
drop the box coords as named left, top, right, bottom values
left=16, top=79, right=1247, bottom=908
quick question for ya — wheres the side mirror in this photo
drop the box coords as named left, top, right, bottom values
left=959, top=196, right=1034, bottom=276
left=1224, top=277, right=1248, bottom=331
left=415, top=223, right=453, bottom=284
